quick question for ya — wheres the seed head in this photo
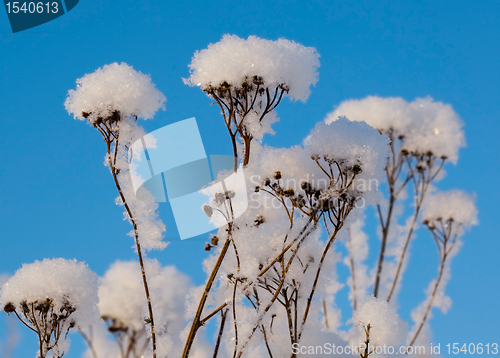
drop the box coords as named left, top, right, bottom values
left=254, top=215, right=265, bottom=227
left=203, top=205, right=213, bottom=218
left=3, top=302, right=15, bottom=314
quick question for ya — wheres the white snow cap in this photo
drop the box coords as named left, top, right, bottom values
left=350, top=296, right=408, bottom=350
left=185, top=34, right=320, bottom=101
left=98, top=260, right=192, bottom=334
left=304, top=117, right=390, bottom=205
left=326, top=96, right=465, bottom=163
left=0, top=258, right=99, bottom=327
left=65, top=62, right=166, bottom=121
left=423, top=190, right=478, bottom=228
left=98, top=260, right=147, bottom=332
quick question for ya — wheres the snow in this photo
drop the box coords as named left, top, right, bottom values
left=97, top=260, right=194, bottom=357
left=422, top=190, right=478, bottom=228
left=304, top=117, right=390, bottom=206
left=65, top=62, right=166, bottom=122
left=342, top=218, right=372, bottom=308
left=185, top=34, right=320, bottom=102
left=326, top=96, right=465, bottom=163
left=0, top=258, right=99, bottom=327
left=243, top=110, right=279, bottom=141
left=113, top=118, right=167, bottom=251
left=350, top=296, right=408, bottom=351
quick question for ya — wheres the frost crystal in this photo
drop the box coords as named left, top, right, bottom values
left=326, top=96, right=465, bottom=163
left=185, top=34, right=320, bottom=102
left=65, top=62, right=166, bottom=122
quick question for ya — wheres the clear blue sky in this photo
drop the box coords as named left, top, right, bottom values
left=1, top=0, right=499, bottom=356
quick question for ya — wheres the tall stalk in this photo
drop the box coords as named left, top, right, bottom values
left=408, top=219, right=457, bottom=348
left=92, top=114, right=157, bottom=358
left=373, top=131, right=409, bottom=298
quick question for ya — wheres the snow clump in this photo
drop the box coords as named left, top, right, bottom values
left=422, top=190, right=478, bottom=228
left=185, top=34, right=320, bottom=102
left=326, top=96, right=465, bottom=163
left=65, top=62, right=166, bottom=122
left=0, top=258, right=99, bottom=327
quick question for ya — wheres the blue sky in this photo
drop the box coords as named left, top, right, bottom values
left=1, top=0, right=499, bottom=356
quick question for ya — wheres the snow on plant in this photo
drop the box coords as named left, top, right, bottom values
left=65, top=63, right=167, bottom=357
left=0, top=259, right=99, bottom=358
left=322, top=96, right=477, bottom=354
left=342, top=219, right=371, bottom=311
left=80, top=260, right=194, bottom=358
left=326, top=96, right=465, bottom=163
left=185, top=34, right=320, bottom=168
left=350, top=296, right=408, bottom=357
left=422, top=190, right=478, bottom=229
left=326, top=95, right=466, bottom=302
left=65, top=62, right=166, bottom=122
left=406, top=190, right=478, bottom=347
left=181, top=117, right=390, bottom=357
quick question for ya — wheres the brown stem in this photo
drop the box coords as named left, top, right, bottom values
left=242, top=135, right=252, bottom=167
left=387, top=157, right=443, bottom=302
left=106, top=143, right=157, bottom=358
left=373, top=194, right=395, bottom=298
left=212, top=309, right=228, bottom=358
left=236, top=219, right=319, bottom=358
left=231, top=279, right=239, bottom=358
left=261, top=325, right=274, bottom=358
left=386, top=203, right=422, bottom=302
left=284, top=292, right=296, bottom=347
left=230, top=234, right=241, bottom=358
left=79, top=327, right=98, bottom=358
left=408, top=248, right=448, bottom=348
left=322, top=299, right=330, bottom=330
left=347, top=227, right=358, bottom=310
left=360, top=324, right=372, bottom=358
left=182, top=237, right=232, bottom=358
left=200, top=303, right=228, bottom=326
left=297, top=226, right=342, bottom=343
left=230, top=132, right=239, bottom=173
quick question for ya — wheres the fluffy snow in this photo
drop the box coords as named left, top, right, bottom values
left=98, top=260, right=148, bottom=332
left=247, top=117, right=389, bottom=208
left=0, top=258, right=99, bottom=327
left=304, top=117, right=390, bottom=206
left=342, top=218, right=372, bottom=308
left=243, top=110, right=279, bottom=141
left=98, top=260, right=193, bottom=357
left=350, top=296, right=408, bottom=351
left=422, top=190, right=478, bottom=228
left=65, top=62, right=166, bottom=122
left=185, top=34, right=320, bottom=102
left=326, top=96, right=465, bottom=163
left=113, top=118, right=167, bottom=251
